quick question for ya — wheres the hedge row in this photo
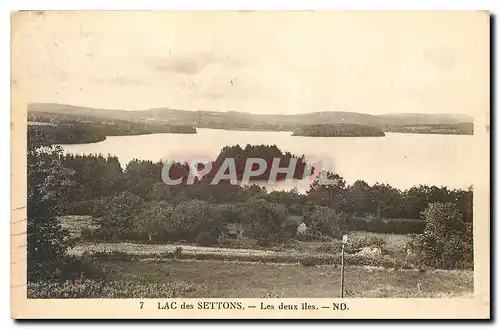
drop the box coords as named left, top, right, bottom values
left=88, top=250, right=414, bottom=269
left=348, top=217, right=425, bottom=234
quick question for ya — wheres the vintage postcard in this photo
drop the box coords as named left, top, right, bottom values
left=11, top=11, right=490, bottom=319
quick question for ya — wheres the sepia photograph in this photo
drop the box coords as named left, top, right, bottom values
left=10, top=11, right=490, bottom=319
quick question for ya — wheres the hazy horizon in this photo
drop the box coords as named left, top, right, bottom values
left=28, top=102, right=474, bottom=118
left=13, top=12, right=488, bottom=116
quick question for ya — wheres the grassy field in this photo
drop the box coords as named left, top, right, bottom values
left=51, top=216, right=472, bottom=298
left=68, top=240, right=414, bottom=269
left=68, top=228, right=418, bottom=268
left=94, top=258, right=473, bottom=298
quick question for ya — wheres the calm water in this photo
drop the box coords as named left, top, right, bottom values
left=60, top=128, right=474, bottom=191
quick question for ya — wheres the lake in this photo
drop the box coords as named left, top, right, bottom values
left=60, top=128, right=474, bottom=192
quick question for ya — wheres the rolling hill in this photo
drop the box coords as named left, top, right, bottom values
left=28, top=103, right=473, bottom=133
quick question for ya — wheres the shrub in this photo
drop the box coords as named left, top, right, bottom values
left=280, top=220, right=299, bottom=241
left=241, top=199, right=287, bottom=246
left=349, top=217, right=425, bottom=234
left=313, top=241, right=343, bottom=254
left=413, top=202, right=471, bottom=269
left=345, top=235, right=388, bottom=255
left=195, top=232, right=218, bottom=246
left=57, top=256, right=108, bottom=281
left=296, top=231, right=317, bottom=242
left=368, top=236, right=386, bottom=248
left=174, top=247, right=183, bottom=259
left=296, top=231, right=332, bottom=242
left=80, top=227, right=101, bottom=242
left=308, top=206, right=345, bottom=238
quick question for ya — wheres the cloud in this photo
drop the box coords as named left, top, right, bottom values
left=157, top=60, right=206, bottom=75
left=12, top=12, right=487, bottom=115
left=149, top=53, right=214, bottom=75
left=148, top=53, right=245, bottom=75
left=92, top=76, right=146, bottom=86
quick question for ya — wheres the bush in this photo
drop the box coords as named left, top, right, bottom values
left=195, top=232, right=218, bottom=246
left=368, top=236, right=386, bottom=248
left=413, top=202, right=471, bottom=269
left=345, top=235, right=388, bottom=254
left=280, top=220, right=299, bottom=241
left=80, top=227, right=100, bottom=242
left=308, top=206, right=345, bottom=238
left=241, top=199, right=287, bottom=246
left=348, top=217, right=425, bottom=234
left=296, top=231, right=331, bottom=242
left=58, top=256, right=108, bottom=281
left=313, top=241, right=343, bottom=254
left=174, top=247, right=183, bottom=259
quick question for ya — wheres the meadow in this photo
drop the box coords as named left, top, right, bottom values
left=30, top=258, right=473, bottom=298
left=36, top=216, right=473, bottom=299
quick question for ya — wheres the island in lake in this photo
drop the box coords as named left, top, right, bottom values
left=292, top=124, right=386, bottom=137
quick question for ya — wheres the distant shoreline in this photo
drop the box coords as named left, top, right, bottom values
left=292, top=124, right=386, bottom=137
left=28, top=103, right=474, bottom=137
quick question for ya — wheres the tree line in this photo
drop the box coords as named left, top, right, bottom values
left=28, top=112, right=196, bottom=144
left=382, top=122, right=474, bottom=135
left=55, top=141, right=471, bottom=247
left=57, top=151, right=472, bottom=223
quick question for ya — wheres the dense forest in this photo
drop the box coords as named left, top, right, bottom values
left=292, top=124, right=386, bottom=137
left=203, top=144, right=312, bottom=183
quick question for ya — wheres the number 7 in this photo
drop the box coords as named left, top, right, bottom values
left=140, top=302, right=144, bottom=309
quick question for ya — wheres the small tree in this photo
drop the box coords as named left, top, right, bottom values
left=242, top=199, right=287, bottom=246
left=280, top=220, right=299, bottom=241
left=27, top=128, right=75, bottom=281
left=306, top=171, right=347, bottom=210
left=416, top=202, right=470, bottom=269
left=308, top=206, right=345, bottom=238
left=97, top=191, right=145, bottom=240
left=169, top=199, right=211, bottom=241
left=134, top=201, right=173, bottom=242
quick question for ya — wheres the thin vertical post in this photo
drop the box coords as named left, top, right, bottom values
left=340, top=241, right=345, bottom=298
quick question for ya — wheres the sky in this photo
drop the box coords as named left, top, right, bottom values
left=12, top=11, right=489, bottom=115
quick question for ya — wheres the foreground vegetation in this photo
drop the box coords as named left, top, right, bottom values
left=29, top=259, right=473, bottom=298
